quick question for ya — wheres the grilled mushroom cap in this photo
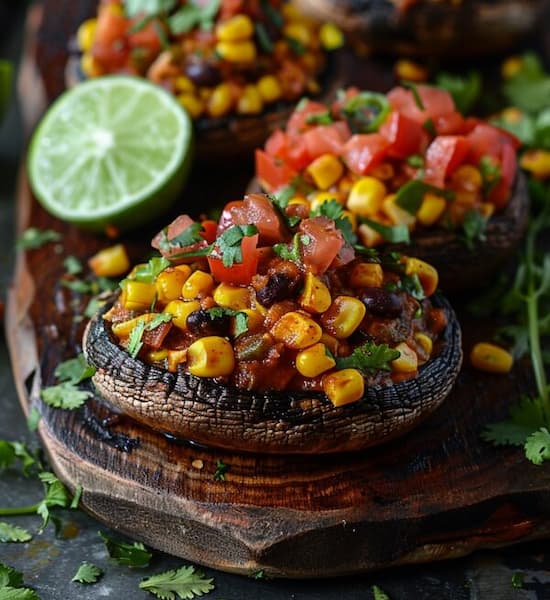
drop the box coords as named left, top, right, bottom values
left=83, top=294, right=462, bottom=454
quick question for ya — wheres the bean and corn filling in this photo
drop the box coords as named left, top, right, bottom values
left=76, top=0, right=343, bottom=121
left=104, top=194, right=447, bottom=407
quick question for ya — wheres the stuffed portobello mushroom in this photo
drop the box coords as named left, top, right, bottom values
left=84, top=193, right=462, bottom=454
left=254, top=85, right=529, bottom=292
left=68, top=0, right=344, bottom=160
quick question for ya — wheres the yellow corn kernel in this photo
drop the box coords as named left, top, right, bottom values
left=322, top=368, right=364, bottom=406
left=216, top=14, right=254, bottom=41
left=309, top=190, right=343, bottom=211
left=199, top=87, right=213, bottom=101
left=391, top=342, right=418, bottom=373
left=77, top=18, right=97, bottom=53
left=284, top=22, right=312, bottom=48
left=470, top=342, right=513, bottom=374
left=235, top=308, right=264, bottom=335
left=175, top=264, right=193, bottom=277
left=382, top=194, right=416, bottom=229
left=320, top=332, right=339, bottom=356
left=520, top=149, right=550, bottom=179
left=319, top=22, right=344, bottom=50
left=213, top=282, right=250, bottom=310
left=296, top=342, right=336, bottom=378
left=369, top=163, right=395, bottom=181
left=122, top=281, right=157, bottom=311
left=417, top=192, right=447, bottom=227
left=174, top=75, right=195, bottom=94
left=394, top=59, right=429, bottom=83
left=405, top=257, right=439, bottom=297
left=236, top=84, right=264, bottom=115
left=146, top=348, right=168, bottom=363
left=299, top=272, right=332, bottom=314
left=88, top=244, right=130, bottom=278
left=164, top=299, right=201, bottom=330
left=349, top=262, right=384, bottom=288
left=181, top=270, right=214, bottom=299
left=281, top=4, right=304, bottom=20
left=167, top=349, right=187, bottom=372
left=270, top=311, right=322, bottom=350
left=306, top=154, right=344, bottom=190
left=451, top=165, right=483, bottom=192
left=357, top=222, right=384, bottom=247
left=111, top=313, right=155, bottom=338
left=501, top=55, right=523, bottom=80
left=414, top=333, right=433, bottom=364
left=177, top=93, right=204, bottom=119
left=156, top=268, right=190, bottom=304
left=288, top=197, right=310, bottom=209
left=341, top=209, right=357, bottom=232
left=107, top=3, right=123, bottom=16
left=206, top=83, right=234, bottom=118
left=347, top=177, right=387, bottom=216
left=479, top=202, right=495, bottom=219
left=80, top=52, right=102, bottom=78
left=320, top=296, right=366, bottom=339
left=501, top=107, right=524, bottom=124
left=216, top=40, right=256, bottom=63
left=257, top=75, right=283, bottom=103
left=338, top=174, right=356, bottom=196
left=187, top=336, right=235, bottom=377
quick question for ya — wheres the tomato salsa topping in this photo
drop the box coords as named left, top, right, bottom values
left=255, top=85, right=520, bottom=248
left=104, top=193, right=448, bottom=407
left=76, top=0, right=342, bottom=120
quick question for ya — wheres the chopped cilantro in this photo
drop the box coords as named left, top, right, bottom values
left=124, top=0, right=177, bottom=18
left=273, top=232, right=309, bottom=263
left=139, top=565, right=215, bottom=599
left=146, top=313, right=173, bottom=331
left=214, top=224, right=258, bottom=267
left=158, top=222, right=204, bottom=253
left=54, top=354, right=96, bottom=384
left=461, top=210, right=488, bottom=250
left=63, top=255, right=83, bottom=275
left=305, top=110, right=333, bottom=125
left=127, top=320, right=147, bottom=358
left=207, top=307, right=248, bottom=337
left=286, top=36, right=306, bottom=56
left=401, top=81, right=425, bottom=110
left=99, top=531, right=152, bottom=568
left=72, top=561, right=103, bottom=584
left=334, top=342, right=400, bottom=374
left=310, top=199, right=356, bottom=244
left=131, top=256, right=171, bottom=284
left=479, top=155, right=502, bottom=195
left=213, top=459, right=229, bottom=481
left=435, top=70, right=481, bottom=114
left=400, top=273, right=426, bottom=301
left=395, top=180, right=454, bottom=216
left=406, top=154, right=424, bottom=168
left=16, top=228, right=61, bottom=250
left=360, top=218, right=410, bottom=244
left=168, top=0, right=220, bottom=34
left=0, top=522, right=32, bottom=543
left=40, top=383, right=92, bottom=410
left=511, top=571, right=525, bottom=589
left=255, top=22, right=273, bottom=53
left=423, top=117, right=436, bottom=137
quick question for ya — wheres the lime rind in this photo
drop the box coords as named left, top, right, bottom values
left=28, top=76, right=193, bottom=231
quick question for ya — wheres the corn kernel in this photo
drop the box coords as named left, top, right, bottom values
left=122, top=281, right=157, bottom=311
left=199, top=87, right=213, bottom=101
left=299, top=272, right=332, bottom=314
left=107, top=3, right=124, bottom=16
left=320, top=296, right=366, bottom=339
left=320, top=332, right=340, bottom=356
left=174, top=75, right=195, bottom=94
left=163, top=299, right=201, bottom=330
left=187, top=336, right=235, bottom=377
left=237, top=84, right=264, bottom=115
left=235, top=309, right=263, bottom=335
left=146, top=348, right=168, bottom=363
left=501, top=107, right=524, bottom=124
left=80, top=52, right=102, bottom=78
left=357, top=222, right=384, bottom=247
left=369, top=163, right=395, bottom=181
left=394, top=59, right=429, bottom=83
left=167, top=349, right=187, bottom=372
left=349, top=262, right=384, bottom=288
left=288, top=197, right=310, bottom=208
left=309, top=190, right=344, bottom=211
left=88, top=244, right=130, bottom=278
left=382, top=194, right=416, bottom=229
left=216, top=40, right=256, bottom=63
left=257, top=75, right=283, bottom=103
left=414, top=332, right=433, bottom=364
left=391, top=342, right=418, bottom=373
left=520, top=149, right=550, bottom=179
left=112, top=313, right=154, bottom=338
left=306, top=154, right=344, bottom=190
left=156, top=268, right=190, bottom=304
left=322, top=368, right=364, bottom=406
left=216, top=14, right=254, bottom=41
left=271, top=311, right=322, bottom=349
left=284, top=22, right=312, bottom=48
left=451, top=165, right=483, bottom=192
left=319, top=22, right=344, bottom=51
left=182, top=270, right=214, bottom=299
left=347, top=177, right=387, bottom=216
left=77, top=18, right=97, bottom=53
left=405, top=257, right=439, bottom=297
left=213, top=282, right=250, bottom=310
left=479, top=202, right=495, bottom=219
left=281, top=4, right=304, bottom=20
left=501, top=55, right=523, bottom=80
left=470, top=342, right=513, bottom=374
left=206, top=83, right=233, bottom=118
left=177, top=93, right=204, bottom=119
left=296, top=343, right=336, bottom=378
left=338, top=174, right=356, bottom=196
left=417, top=192, right=447, bottom=227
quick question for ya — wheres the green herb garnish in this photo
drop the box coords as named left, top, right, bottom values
left=99, top=531, right=152, bottom=568
left=214, top=224, right=258, bottom=267
left=334, top=342, right=400, bottom=374
left=395, top=180, right=454, bottom=216
left=139, top=565, right=215, bottom=599
left=360, top=218, right=410, bottom=244
left=16, top=228, right=61, bottom=250
left=213, top=459, right=229, bottom=481
left=72, top=562, right=103, bottom=585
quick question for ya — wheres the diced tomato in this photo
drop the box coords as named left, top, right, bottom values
left=342, top=134, right=389, bottom=175
left=379, top=111, right=425, bottom=159
left=434, top=111, right=464, bottom=135
left=219, top=0, right=245, bottom=19
left=286, top=100, right=329, bottom=135
left=265, top=129, right=287, bottom=158
left=208, top=233, right=259, bottom=285
left=298, top=217, right=344, bottom=275
left=387, top=85, right=455, bottom=126
left=227, top=194, right=289, bottom=245
left=303, top=122, right=351, bottom=160
left=424, top=135, right=469, bottom=187
left=92, top=6, right=130, bottom=69
left=466, top=123, right=520, bottom=164
left=151, top=214, right=208, bottom=260
left=128, top=17, right=163, bottom=53
left=199, top=219, right=218, bottom=244
left=255, top=149, right=297, bottom=192
left=265, top=130, right=311, bottom=170
left=142, top=321, right=173, bottom=350
left=500, top=141, right=517, bottom=187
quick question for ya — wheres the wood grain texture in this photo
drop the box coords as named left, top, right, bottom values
left=6, top=0, right=550, bottom=577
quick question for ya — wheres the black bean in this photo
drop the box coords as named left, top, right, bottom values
left=186, top=309, right=230, bottom=336
left=184, top=61, right=222, bottom=87
left=256, top=273, right=300, bottom=307
left=361, top=287, right=403, bottom=318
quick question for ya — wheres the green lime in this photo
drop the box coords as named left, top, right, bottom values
left=28, top=76, right=193, bottom=232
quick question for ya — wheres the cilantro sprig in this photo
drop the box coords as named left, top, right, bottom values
left=99, top=531, right=153, bottom=568
left=72, top=561, right=103, bottom=584
left=334, top=342, right=400, bottom=374
left=139, top=564, right=215, bottom=599
left=0, top=562, right=39, bottom=599
left=40, top=354, right=96, bottom=411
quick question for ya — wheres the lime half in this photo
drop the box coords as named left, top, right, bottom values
left=28, top=76, right=193, bottom=232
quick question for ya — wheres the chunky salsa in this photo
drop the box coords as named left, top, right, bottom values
left=104, top=193, right=448, bottom=407
left=255, top=85, right=520, bottom=247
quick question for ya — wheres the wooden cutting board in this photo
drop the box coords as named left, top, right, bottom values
left=7, top=0, right=550, bottom=577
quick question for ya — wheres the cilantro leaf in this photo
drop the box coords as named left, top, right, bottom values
left=511, top=571, right=525, bottom=589
left=435, top=71, right=481, bottom=114
left=461, top=210, right=487, bottom=250
left=159, top=223, right=204, bottom=253
left=0, top=586, right=40, bottom=599
left=99, top=531, right=152, bottom=568
left=168, top=0, right=220, bottom=34
left=0, top=563, right=24, bottom=588
left=206, top=307, right=248, bottom=337
left=395, top=180, right=454, bottom=216
left=139, top=565, right=215, bottom=599
left=125, top=0, right=177, bottom=18
left=132, top=256, right=171, bottom=284
left=310, top=199, right=356, bottom=244
left=372, top=585, right=391, bottom=600
left=40, top=383, right=92, bottom=410
left=255, top=23, right=273, bottom=53
left=128, top=319, right=147, bottom=358
left=0, top=442, right=38, bottom=476
left=305, top=110, right=333, bottom=125
left=525, top=427, right=550, bottom=465
left=401, top=81, right=425, bottom=109
left=400, top=274, right=426, bottom=301
left=360, top=218, right=410, bottom=244
left=491, top=112, right=535, bottom=147
left=147, top=313, right=173, bottom=331
left=0, top=442, right=15, bottom=470
left=214, top=224, right=258, bottom=267
left=26, top=408, right=41, bottom=433
left=273, top=233, right=309, bottom=263
left=36, top=472, right=72, bottom=531
left=286, top=36, right=306, bottom=56
left=213, top=459, right=228, bottom=481
left=479, top=155, right=502, bottom=195
left=504, top=69, right=550, bottom=114
left=54, top=354, right=96, bottom=384
left=335, top=342, right=400, bottom=374
left=16, top=228, right=61, bottom=250
left=63, top=255, right=83, bottom=275
left=72, top=561, right=103, bottom=584
left=0, top=523, right=32, bottom=543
